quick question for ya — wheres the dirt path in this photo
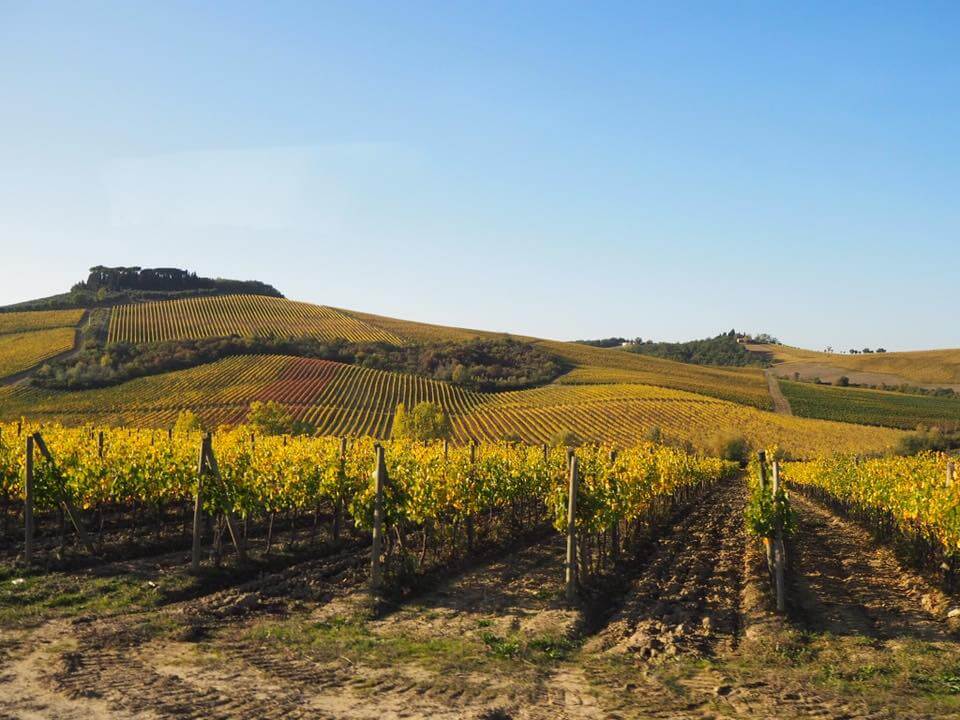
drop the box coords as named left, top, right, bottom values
left=764, top=368, right=792, bottom=415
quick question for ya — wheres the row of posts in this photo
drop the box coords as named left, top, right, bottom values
left=13, top=431, right=629, bottom=602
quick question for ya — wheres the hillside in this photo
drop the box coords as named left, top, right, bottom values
left=0, top=284, right=935, bottom=454
left=107, top=295, right=403, bottom=345
left=0, top=353, right=902, bottom=457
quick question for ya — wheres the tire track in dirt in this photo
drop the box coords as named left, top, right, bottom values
left=204, top=535, right=575, bottom=719
left=700, top=492, right=954, bottom=720
left=787, top=493, right=950, bottom=641
left=515, top=479, right=748, bottom=720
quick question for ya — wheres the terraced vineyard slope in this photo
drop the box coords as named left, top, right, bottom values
left=108, top=295, right=404, bottom=345
left=0, top=308, right=85, bottom=334
left=0, top=308, right=86, bottom=380
left=0, top=328, right=78, bottom=380
left=0, top=354, right=903, bottom=456
left=780, top=378, right=960, bottom=429
left=340, top=306, right=518, bottom=343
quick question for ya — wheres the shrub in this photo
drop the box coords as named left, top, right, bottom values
left=644, top=425, right=663, bottom=444
left=551, top=430, right=582, bottom=448
left=708, top=432, right=750, bottom=463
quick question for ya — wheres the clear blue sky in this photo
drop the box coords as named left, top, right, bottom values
left=2, top=1, right=958, bottom=350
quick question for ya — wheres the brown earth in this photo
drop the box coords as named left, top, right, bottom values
left=1, top=480, right=959, bottom=719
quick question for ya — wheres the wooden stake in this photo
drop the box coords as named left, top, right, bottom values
left=334, top=437, right=347, bottom=542
left=609, top=449, right=620, bottom=562
left=191, top=435, right=206, bottom=573
left=757, top=450, right=768, bottom=492
left=24, top=436, right=34, bottom=564
left=771, top=461, right=786, bottom=613
left=370, top=444, right=386, bottom=592
left=565, top=454, right=579, bottom=602
left=97, top=431, right=104, bottom=460
left=466, top=442, right=476, bottom=552
left=32, top=433, right=96, bottom=555
left=947, top=461, right=955, bottom=487
left=203, top=439, right=246, bottom=563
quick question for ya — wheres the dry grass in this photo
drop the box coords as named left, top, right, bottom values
left=542, top=340, right=771, bottom=409
left=749, top=343, right=960, bottom=386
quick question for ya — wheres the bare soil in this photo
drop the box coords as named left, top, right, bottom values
left=1, top=480, right=958, bottom=719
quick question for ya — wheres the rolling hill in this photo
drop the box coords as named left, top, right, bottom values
left=0, top=352, right=901, bottom=457
left=0, top=280, right=936, bottom=456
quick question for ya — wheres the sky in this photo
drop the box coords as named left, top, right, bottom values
left=1, top=1, right=958, bottom=351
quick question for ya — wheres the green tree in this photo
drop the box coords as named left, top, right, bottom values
left=173, top=409, right=203, bottom=434
left=391, top=402, right=451, bottom=441
left=247, top=401, right=315, bottom=436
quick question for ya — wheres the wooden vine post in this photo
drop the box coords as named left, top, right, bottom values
left=334, top=437, right=347, bottom=543
left=192, top=433, right=246, bottom=572
left=609, top=449, right=620, bottom=562
left=466, top=441, right=476, bottom=553
left=370, top=444, right=386, bottom=592
left=24, top=436, right=34, bottom=564
left=565, top=453, right=579, bottom=602
left=191, top=435, right=207, bottom=573
left=947, top=461, right=955, bottom=488
left=203, top=438, right=246, bottom=563
left=31, top=433, right=96, bottom=555
left=771, top=461, right=786, bottom=613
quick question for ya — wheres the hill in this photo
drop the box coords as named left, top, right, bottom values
left=0, top=353, right=902, bottom=457
left=0, top=279, right=932, bottom=454
left=1, top=265, right=282, bottom=312
left=0, top=308, right=86, bottom=380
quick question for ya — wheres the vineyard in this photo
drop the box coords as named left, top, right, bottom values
left=780, top=378, right=960, bottom=429
left=0, top=308, right=85, bottom=335
left=339, top=306, right=515, bottom=344
left=786, top=453, right=960, bottom=584
left=0, top=327, right=78, bottom=379
left=0, top=354, right=904, bottom=457
left=2, top=419, right=959, bottom=719
left=107, top=295, right=404, bottom=345
left=0, top=421, right=732, bottom=581
left=540, top=339, right=773, bottom=409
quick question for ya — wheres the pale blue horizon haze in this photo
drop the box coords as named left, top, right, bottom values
left=2, top=1, right=958, bottom=351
